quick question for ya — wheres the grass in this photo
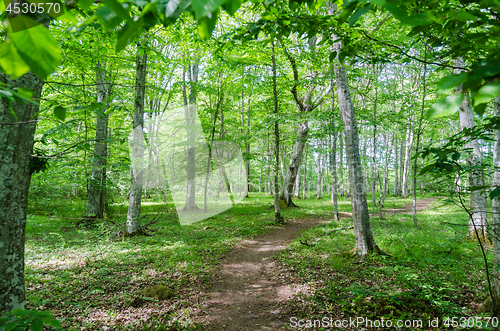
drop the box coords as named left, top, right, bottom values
left=276, top=197, right=495, bottom=330
left=23, top=192, right=493, bottom=330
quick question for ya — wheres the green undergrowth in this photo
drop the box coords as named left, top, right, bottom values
left=24, top=192, right=468, bottom=330
left=25, top=193, right=281, bottom=330
left=277, top=197, right=495, bottom=330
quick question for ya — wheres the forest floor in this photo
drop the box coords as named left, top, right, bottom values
left=191, top=198, right=438, bottom=330
left=23, top=193, right=492, bottom=330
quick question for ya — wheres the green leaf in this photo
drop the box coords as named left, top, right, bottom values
left=5, top=321, right=19, bottom=331
left=191, top=0, right=224, bottom=19
left=198, top=9, right=218, bottom=39
left=0, top=40, right=30, bottom=79
left=222, top=0, right=242, bottom=15
left=103, top=0, right=132, bottom=22
left=16, top=87, right=33, bottom=99
left=116, top=21, right=142, bottom=52
left=45, top=318, right=62, bottom=328
left=78, top=0, right=94, bottom=10
left=348, top=3, right=371, bottom=26
left=452, top=152, right=460, bottom=161
left=383, top=2, right=408, bottom=23
left=453, top=10, right=477, bottom=22
left=474, top=81, right=500, bottom=105
left=369, top=0, right=385, bottom=6
left=329, top=51, right=337, bottom=62
left=54, top=106, right=67, bottom=121
left=490, top=186, right=500, bottom=200
left=9, top=18, right=62, bottom=80
left=419, top=164, right=434, bottom=175
left=474, top=103, right=487, bottom=116
left=427, top=94, right=463, bottom=119
left=436, top=72, right=468, bottom=95
left=96, top=6, right=123, bottom=31
left=30, top=319, right=43, bottom=331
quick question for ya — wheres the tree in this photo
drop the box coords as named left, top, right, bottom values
left=454, top=57, right=488, bottom=241
left=126, top=41, right=148, bottom=235
left=181, top=55, right=200, bottom=212
left=328, top=1, right=378, bottom=260
left=0, top=71, right=44, bottom=313
left=271, top=40, right=284, bottom=223
left=84, top=61, right=109, bottom=221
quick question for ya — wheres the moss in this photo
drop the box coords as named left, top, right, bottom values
left=137, top=285, right=174, bottom=300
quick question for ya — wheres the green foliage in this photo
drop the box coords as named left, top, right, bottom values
left=0, top=309, right=62, bottom=331
left=278, top=198, right=490, bottom=322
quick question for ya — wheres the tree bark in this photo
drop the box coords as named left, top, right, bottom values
left=316, top=140, right=323, bottom=199
left=402, top=119, right=414, bottom=198
left=393, top=133, right=399, bottom=196
left=328, top=1, right=377, bottom=260
left=127, top=43, right=147, bottom=235
left=490, top=96, right=500, bottom=316
left=413, top=47, right=427, bottom=226
left=454, top=57, right=488, bottom=240
left=0, top=71, right=44, bottom=313
left=271, top=40, right=283, bottom=222
left=181, top=58, right=199, bottom=211
left=85, top=61, right=108, bottom=220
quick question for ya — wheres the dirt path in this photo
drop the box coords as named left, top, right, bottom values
left=192, top=197, right=439, bottom=330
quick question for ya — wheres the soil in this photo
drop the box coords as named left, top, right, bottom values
left=192, top=197, right=439, bottom=330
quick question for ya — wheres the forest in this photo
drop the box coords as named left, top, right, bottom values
left=1, top=0, right=500, bottom=330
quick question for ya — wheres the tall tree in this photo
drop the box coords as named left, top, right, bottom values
left=271, top=40, right=283, bottom=223
left=454, top=57, right=488, bottom=240
left=126, top=41, right=148, bottom=235
left=490, top=97, right=500, bottom=316
left=181, top=56, right=200, bottom=211
left=328, top=2, right=378, bottom=260
left=0, top=70, right=44, bottom=313
left=84, top=61, right=109, bottom=220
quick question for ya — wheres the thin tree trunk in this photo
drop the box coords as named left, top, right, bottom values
left=402, top=119, right=414, bottom=198
left=85, top=61, right=108, bottom=220
left=339, top=132, right=344, bottom=196
left=182, top=58, right=199, bottom=211
left=393, top=133, right=399, bottom=196
left=413, top=47, right=427, bottom=226
left=371, top=84, right=378, bottom=207
left=490, top=96, right=500, bottom=315
left=328, top=1, right=377, bottom=260
left=272, top=40, right=283, bottom=223
left=303, top=145, right=308, bottom=199
left=127, top=42, right=148, bottom=235
left=0, top=71, right=44, bottom=313
left=294, top=163, right=301, bottom=198
left=455, top=57, right=488, bottom=240
left=331, top=129, right=339, bottom=221
left=317, top=140, right=323, bottom=199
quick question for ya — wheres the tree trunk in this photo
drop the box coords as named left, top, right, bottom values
left=455, top=57, right=488, bottom=240
left=294, top=163, right=301, bottom=198
left=413, top=48, right=427, bottom=226
left=316, top=140, right=323, bottom=199
left=339, top=132, right=344, bottom=196
left=181, top=58, right=199, bottom=211
left=127, top=43, right=148, bottom=235
left=331, top=130, right=339, bottom=221
left=272, top=40, right=283, bottom=223
left=281, top=122, right=309, bottom=205
left=402, top=119, right=414, bottom=198
left=303, top=145, right=308, bottom=199
left=85, top=61, right=108, bottom=220
left=490, top=96, right=500, bottom=316
left=328, top=1, right=377, bottom=260
left=393, top=133, right=399, bottom=196
left=0, top=71, right=44, bottom=313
